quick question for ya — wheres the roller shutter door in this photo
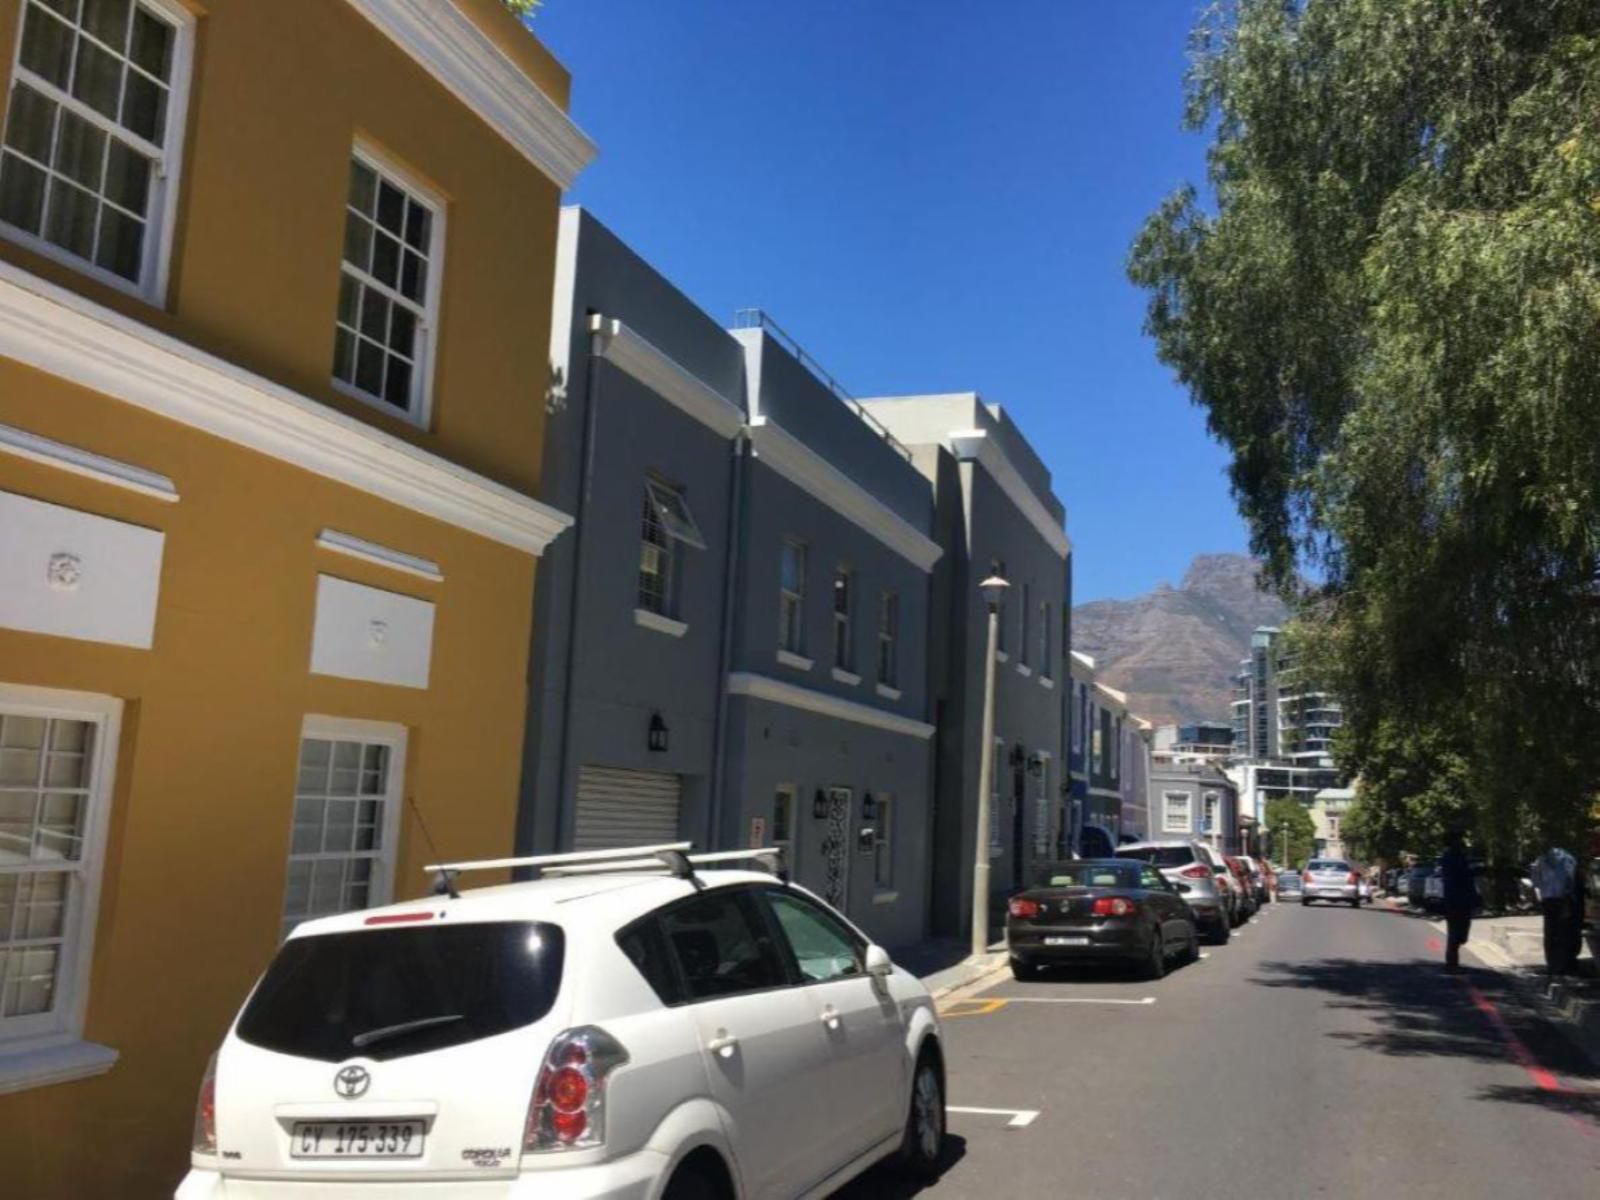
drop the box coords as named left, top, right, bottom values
left=573, top=766, right=682, bottom=850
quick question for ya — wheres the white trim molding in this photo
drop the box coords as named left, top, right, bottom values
left=1039, top=675, right=1055, bottom=690
left=317, top=529, right=443, bottom=582
left=0, top=422, right=178, bottom=501
left=728, top=672, right=935, bottom=740
left=875, top=683, right=903, bottom=702
left=0, top=262, right=573, bottom=555
left=748, top=418, right=942, bottom=573
left=776, top=649, right=814, bottom=672
left=948, top=429, right=1071, bottom=559
left=831, top=667, right=862, bottom=686
left=1015, top=663, right=1033, bottom=678
left=634, top=608, right=688, bottom=638
left=592, top=317, right=743, bottom=439
left=343, top=0, right=596, bottom=189
left=0, top=1038, right=118, bottom=1097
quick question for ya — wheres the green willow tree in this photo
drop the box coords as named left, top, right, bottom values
left=1130, top=0, right=1600, bottom=853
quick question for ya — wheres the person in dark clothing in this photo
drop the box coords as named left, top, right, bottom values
left=1440, top=831, right=1477, bottom=973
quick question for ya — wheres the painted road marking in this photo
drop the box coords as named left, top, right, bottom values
left=948, top=1105, right=1040, bottom=1129
left=939, top=998, right=1007, bottom=1018
left=939, top=995, right=1156, bottom=1016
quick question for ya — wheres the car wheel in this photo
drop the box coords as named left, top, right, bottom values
left=1179, top=927, right=1200, bottom=964
left=1140, top=931, right=1166, bottom=980
left=1350, top=896, right=1360, bottom=909
left=1208, top=917, right=1230, bottom=945
left=1010, top=957, right=1041, bottom=981
left=1301, top=898, right=1311, bottom=907
left=895, top=1047, right=946, bottom=1180
left=662, top=1163, right=720, bottom=1200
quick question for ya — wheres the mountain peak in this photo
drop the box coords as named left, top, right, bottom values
left=1072, top=553, right=1290, bottom=727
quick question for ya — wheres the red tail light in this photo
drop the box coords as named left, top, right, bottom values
left=1008, top=897, right=1040, bottom=918
left=1348, top=872, right=1359, bottom=885
left=1179, top=865, right=1211, bottom=880
left=1092, top=897, right=1136, bottom=917
left=524, top=1027, right=629, bottom=1156
left=1302, top=871, right=1312, bottom=884
left=191, top=1049, right=218, bottom=1155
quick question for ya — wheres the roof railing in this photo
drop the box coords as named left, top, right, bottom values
left=732, top=307, right=912, bottom=463
left=423, top=843, right=786, bottom=894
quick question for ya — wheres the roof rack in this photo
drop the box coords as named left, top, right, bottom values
left=423, top=844, right=787, bottom=895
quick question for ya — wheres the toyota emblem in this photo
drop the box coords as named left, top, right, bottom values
left=334, top=1065, right=371, bottom=1099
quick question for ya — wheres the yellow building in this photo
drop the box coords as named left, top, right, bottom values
left=0, top=1, right=592, bottom=1193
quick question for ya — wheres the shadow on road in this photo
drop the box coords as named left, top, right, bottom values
left=1250, top=956, right=1600, bottom=1123
left=829, top=1133, right=968, bottom=1198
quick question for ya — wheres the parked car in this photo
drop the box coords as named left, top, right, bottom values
left=1237, top=856, right=1270, bottom=904
left=1301, top=858, right=1361, bottom=907
left=1424, top=866, right=1445, bottom=911
left=1259, top=860, right=1278, bottom=899
left=1276, top=872, right=1305, bottom=898
left=1407, top=861, right=1438, bottom=908
left=1116, top=840, right=1233, bottom=944
left=178, top=846, right=947, bottom=1200
left=1226, top=856, right=1261, bottom=917
left=1007, top=859, right=1200, bottom=981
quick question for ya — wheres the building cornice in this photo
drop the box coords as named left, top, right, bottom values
left=948, top=428, right=1070, bottom=558
left=592, top=317, right=743, bottom=439
left=0, top=421, right=177, bottom=502
left=344, top=0, right=596, bottom=190
left=728, top=672, right=935, bottom=740
left=748, top=418, right=943, bottom=573
left=0, top=263, right=573, bottom=556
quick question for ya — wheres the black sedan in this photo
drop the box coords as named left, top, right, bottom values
left=1006, top=858, right=1200, bottom=981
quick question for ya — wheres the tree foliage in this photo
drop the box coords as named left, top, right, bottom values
left=1130, top=0, right=1600, bottom=854
left=501, top=0, right=542, bottom=18
left=1264, top=796, right=1316, bottom=869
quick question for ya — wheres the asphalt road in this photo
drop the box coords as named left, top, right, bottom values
left=838, top=900, right=1600, bottom=1199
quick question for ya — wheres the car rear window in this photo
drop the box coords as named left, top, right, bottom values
left=1036, top=863, right=1139, bottom=888
left=1308, top=860, right=1350, bottom=872
left=236, top=921, right=564, bottom=1063
left=1115, top=846, right=1195, bottom=868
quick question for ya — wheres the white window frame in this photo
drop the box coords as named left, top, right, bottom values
left=0, top=0, right=195, bottom=303
left=1031, top=753, right=1053, bottom=858
left=1111, top=717, right=1121, bottom=782
left=1163, top=789, right=1192, bottom=834
left=873, top=793, right=894, bottom=891
left=877, top=590, right=898, bottom=688
left=1090, top=708, right=1103, bottom=775
left=831, top=565, right=853, bottom=671
left=282, top=714, right=407, bottom=939
left=0, top=682, right=122, bottom=1087
left=779, top=538, right=806, bottom=655
left=638, top=475, right=701, bottom=619
left=331, top=142, right=447, bottom=429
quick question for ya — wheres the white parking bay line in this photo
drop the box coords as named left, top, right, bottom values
left=995, top=996, right=1156, bottom=1006
left=948, top=1105, right=1041, bottom=1129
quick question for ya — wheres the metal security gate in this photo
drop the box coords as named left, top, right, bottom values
left=573, top=766, right=682, bottom=850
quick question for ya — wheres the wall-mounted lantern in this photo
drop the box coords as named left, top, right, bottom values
left=647, top=712, right=669, bottom=753
left=813, top=788, right=829, bottom=819
left=862, top=792, right=878, bottom=821
left=1028, top=753, right=1045, bottom=779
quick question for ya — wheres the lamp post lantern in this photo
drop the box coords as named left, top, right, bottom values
left=973, top=573, right=1010, bottom=958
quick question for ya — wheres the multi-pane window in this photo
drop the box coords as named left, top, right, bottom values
left=1090, top=709, right=1103, bottom=774
left=1163, top=791, right=1192, bottom=833
left=873, top=795, right=894, bottom=890
left=334, top=153, right=442, bottom=422
left=1040, top=601, right=1052, bottom=679
left=1019, top=583, right=1031, bottom=667
left=832, top=567, right=853, bottom=671
left=0, top=711, right=91, bottom=1028
left=0, top=0, right=189, bottom=291
left=772, top=785, right=793, bottom=866
left=877, top=591, right=899, bottom=687
left=638, top=477, right=703, bottom=618
left=282, top=728, right=401, bottom=938
left=779, top=539, right=806, bottom=654
left=1111, top=718, right=1122, bottom=781
left=1202, top=792, right=1220, bottom=836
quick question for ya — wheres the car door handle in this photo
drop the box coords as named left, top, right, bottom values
left=706, top=1030, right=739, bottom=1058
left=819, top=1005, right=841, bottom=1031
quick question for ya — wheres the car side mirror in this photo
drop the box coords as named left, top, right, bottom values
left=865, top=945, right=893, bottom=978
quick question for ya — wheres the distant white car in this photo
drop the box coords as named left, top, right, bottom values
left=177, top=845, right=946, bottom=1200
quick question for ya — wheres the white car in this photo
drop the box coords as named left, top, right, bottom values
left=177, top=845, right=946, bottom=1200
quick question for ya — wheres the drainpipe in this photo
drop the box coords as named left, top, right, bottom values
left=706, top=430, right=749, bottom=852
left=551, top=314, right=609, bottom=852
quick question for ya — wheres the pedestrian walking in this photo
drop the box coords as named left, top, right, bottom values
left=1440, top=831, right=1477, bottom=973
left=1531, top=845, right=1579, bottom=977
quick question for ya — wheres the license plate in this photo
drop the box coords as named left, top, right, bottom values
left=1044, top=936, right=1090, bottom=946
left=290, top=1120, right=426, bottom=1159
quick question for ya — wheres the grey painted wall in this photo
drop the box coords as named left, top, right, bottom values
left=1149, top=768, right=1239, bottom=846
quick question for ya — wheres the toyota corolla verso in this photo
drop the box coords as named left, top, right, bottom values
left=177, top=845, right=947, bottom=1200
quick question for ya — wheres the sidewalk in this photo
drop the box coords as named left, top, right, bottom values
left=1464, top=910, right=1600, bottom=1065
left=894, top=935, right=1010, bottom=1000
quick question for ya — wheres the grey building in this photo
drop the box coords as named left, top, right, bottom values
left=861, top=395, right=1071, bottom=937
left=520, top=210, right=939, bottom=947
left=1150, top=763, right=1239, bottom=851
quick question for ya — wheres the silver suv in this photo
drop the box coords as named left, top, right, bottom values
left=1302, top=858, right=1360, bottom=907
left=1115, top=841, right=1232, bottom=945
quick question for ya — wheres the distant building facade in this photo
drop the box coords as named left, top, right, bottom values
left=1151, top=763, right=1240, bottom=851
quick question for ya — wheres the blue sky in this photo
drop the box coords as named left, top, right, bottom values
left=534, top=0, right=1246, bottom=603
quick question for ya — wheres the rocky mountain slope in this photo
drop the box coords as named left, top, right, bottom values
left=1072, top=554, right=1290, bottom=727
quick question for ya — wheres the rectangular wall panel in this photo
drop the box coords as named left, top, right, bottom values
left=0, top=490, right=165, bottom=649
left=309, top=574, right=435, bottom=689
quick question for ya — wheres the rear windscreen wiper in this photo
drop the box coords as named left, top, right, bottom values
left=351, top=1013, right=464, bottom=1050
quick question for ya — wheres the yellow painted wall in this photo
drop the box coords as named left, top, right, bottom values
left=0, top=0, right=568, bottom=496
left=0, top=2, right=575, bottom=1194
left=0, top=366, right=538, bottom=1197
